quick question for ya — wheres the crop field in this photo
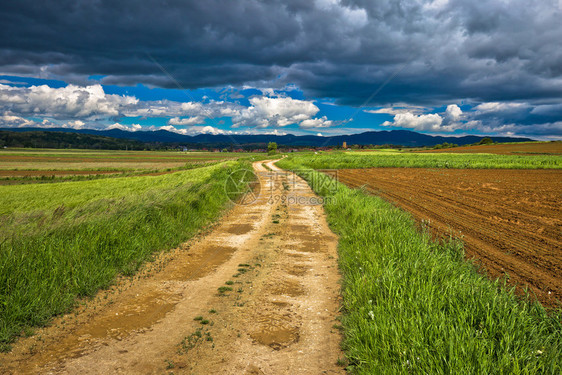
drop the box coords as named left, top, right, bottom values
left=337, top=167, right=562, bottom=306
left=0, top=149, right=250, bottom=184
left=292, top=150, right=562, bottom=169
left=417, top=141, right=562, bottom=155
left=282, top=151, right=562, bottom=307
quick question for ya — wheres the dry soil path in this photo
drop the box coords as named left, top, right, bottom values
left=1, top=160, right=343, bottom=374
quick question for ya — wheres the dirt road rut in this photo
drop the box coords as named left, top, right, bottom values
left=1, top=161, right=343, bottom=374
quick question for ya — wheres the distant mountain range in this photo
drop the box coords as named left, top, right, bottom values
left=0, top=127, right=534, bottom=148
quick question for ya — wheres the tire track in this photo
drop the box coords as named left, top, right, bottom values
left=1, top=161, right=343, bottom=374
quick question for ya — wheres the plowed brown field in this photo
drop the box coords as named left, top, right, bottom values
left=337, top=168, right=562, bottom=307
left=417, top=141, right=562, bottom=154
left=0, top=170, right=120, bottom=177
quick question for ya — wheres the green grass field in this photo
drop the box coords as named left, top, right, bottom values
left=0, top=148, right=266, bottom=184
left=283, top=150, right=562, bottom=169
left=278, top=156, right=562, bottom=374
left=0, top=148, right=245, bottom=159
left=0, top=160, right=255, bottom=350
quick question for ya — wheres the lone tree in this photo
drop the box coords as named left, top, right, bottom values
left=267, top=142, right=278, bottom=155
left=479, top=137, right=494, bottom=145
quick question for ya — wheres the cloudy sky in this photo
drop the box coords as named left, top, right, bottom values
left=1, top=0, right=561, bottom=139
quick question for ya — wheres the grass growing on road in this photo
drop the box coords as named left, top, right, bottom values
left=283, top=151, right=562, bottom=169
left=278, top=157, right=562, bottom=374
left=0, top=161, right=254, bottom=349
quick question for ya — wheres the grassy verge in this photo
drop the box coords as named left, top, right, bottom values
left=283, top=151, right=561, bottom=169
left=0, top=161, right=254, bottom=350
left=0, top=161, right=225, bottom=185
left=277, top=157, right=562, bottom=374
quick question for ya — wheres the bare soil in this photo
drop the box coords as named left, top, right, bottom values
left=0, top=156, right=230, bottom=163
left=0, top=153, right=235, bottom=174
left=416, top=141, right=562, bottom=155
left=0, top=161, right=343, bottom=374
left=0, top=170, right=121, bottom=177
left=337, top=168, right=562, bottom=307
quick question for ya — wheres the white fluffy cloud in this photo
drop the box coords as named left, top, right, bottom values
left=66, top=120, right=86, bottom=129
left=378, top=101, right=562, bottom=139
left=160, top=125, right=227, bottom=136
left=445, top=104, right=462, bottom=121
left=0, top=83, right=244, bottom=123
left=0, top=84, right=138, bottom=119
left=107, top=123, right=143, bottom=132
left=380, top=104, right=479, bottom=133
left=0, top=112, right=94, bottom=130
left=0, top=82, right=341, bottom=133
left=232, top=96, right=322, bottom=128
left=382, top=112, right=444, bottom=132
left=299, top=116, right=334, bottom=128
left=0, top=112, right=36, bottom=127
left=168, top=116, right=204, bottom=126
left=127, top=100, right=241, bottom=119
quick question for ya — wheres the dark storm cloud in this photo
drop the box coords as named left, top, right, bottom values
left=1, top=0, right=561, bottom=109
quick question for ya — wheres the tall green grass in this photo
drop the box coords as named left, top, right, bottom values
left=283, top=151, right=562, bottom=169
left=278, top=157, right=562, bottom=374
left=0, top=161, right=253, bottom=349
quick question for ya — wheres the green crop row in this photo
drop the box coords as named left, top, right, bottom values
left=281, top=151, right=562, bottom=169
left=277, top=157, right=562, bottom=374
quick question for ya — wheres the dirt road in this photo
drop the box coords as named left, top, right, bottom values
left=337, top=167, right=562, bottom=307
left=1, top=161, right=343, bottom=374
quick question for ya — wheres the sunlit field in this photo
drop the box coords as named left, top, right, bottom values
left=0, top=158, right=256, bottom=350
left=278, top=152, right=562, bottom=374
left=0, top=148, right=263, bottom=184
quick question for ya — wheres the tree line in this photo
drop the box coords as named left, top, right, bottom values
left=0, top=131, right=158, bottom=150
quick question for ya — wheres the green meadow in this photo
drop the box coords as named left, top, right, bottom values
left=284, top=150, right=562, bottom=169
left=0, top=160, right=254, bottom=350
left=278, top=155, right=562, bottom=374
